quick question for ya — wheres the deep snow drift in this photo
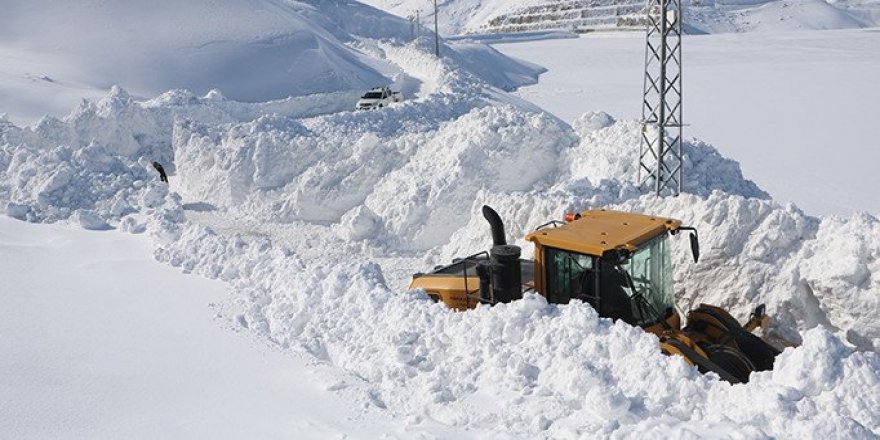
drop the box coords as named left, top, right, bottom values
left=1, top=2, right=879, bottom=438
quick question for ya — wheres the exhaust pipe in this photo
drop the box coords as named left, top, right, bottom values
left=482, top=205, right=506, bottom=246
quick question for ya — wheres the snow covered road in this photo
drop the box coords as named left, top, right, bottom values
left=0, top=217, right=471, bottom=439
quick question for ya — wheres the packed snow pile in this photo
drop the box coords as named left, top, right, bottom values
left=2, top=4, right=879, bottom=437
left=172, top=42, right=549, bottom=239
left=0, top=89, right=172, bottom=231
left=175, top=103, right=571, bottom=248
left=156, top=228, right=880, bottom=437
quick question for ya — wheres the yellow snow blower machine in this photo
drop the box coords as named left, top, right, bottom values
left=410, top=206, right=780, bottom=383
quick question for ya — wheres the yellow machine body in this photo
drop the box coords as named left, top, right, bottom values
left=409, top=207, right=780, bottom=383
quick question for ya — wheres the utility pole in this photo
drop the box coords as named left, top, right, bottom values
left=638, top=0, right=684, bottom=196
left=415, top=9, right=421, bottom=38
left=433, top=0, right=440, bottom=57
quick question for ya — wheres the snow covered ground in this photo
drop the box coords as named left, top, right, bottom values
left=0, top=217, right=485, bottom=439
left=1, top=1, right=879, bottom=438
left=494, top=28, right=880, bottom=216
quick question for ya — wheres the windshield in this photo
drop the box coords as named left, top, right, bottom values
left=616, top=233, right=675, bottom=326
left=362, top=92, right=383, bottom=99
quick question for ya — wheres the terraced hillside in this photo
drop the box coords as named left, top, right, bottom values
left=478, top=0, right=645, bottom=33
left=361, top=0, right=879, bottom=34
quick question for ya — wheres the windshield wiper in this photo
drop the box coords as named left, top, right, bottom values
left=621, top=268, right=671, bottom=329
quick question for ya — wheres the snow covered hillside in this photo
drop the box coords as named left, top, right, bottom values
left=0, top=0, right=417, bottom=124
left=2, top=1, right=879, bottom=438
left=361, top=0, right=880, bottom=34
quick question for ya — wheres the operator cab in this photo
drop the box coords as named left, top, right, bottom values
left=526, top=209, right=691, bottom=329
left=542, top=234, right=675, bottom=327
left=410, top=207, right=697, bottom=329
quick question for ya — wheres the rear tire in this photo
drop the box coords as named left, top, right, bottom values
left=735, top=332, right=780, bottom=371
left=688, top=305, right=780, bottom=372
left=704, top=344, right=755, bottom=383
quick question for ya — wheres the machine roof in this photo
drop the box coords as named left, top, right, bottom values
left=525, top=209, right=681, bottom=256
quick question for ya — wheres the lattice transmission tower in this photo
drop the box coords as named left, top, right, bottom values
left=639, top=0, right=684, bottom=195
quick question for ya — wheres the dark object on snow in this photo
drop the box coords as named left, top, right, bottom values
left=152, top=161, right=168, bottom=183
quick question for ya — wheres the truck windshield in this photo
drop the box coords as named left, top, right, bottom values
left=616, top=233, right=675, bottom=326
left=362, top=92, right=383, bottom=99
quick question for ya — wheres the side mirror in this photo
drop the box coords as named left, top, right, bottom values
left=689, top=232, right=700, bottom=263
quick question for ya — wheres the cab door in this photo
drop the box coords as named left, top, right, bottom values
left=543, top=247, right=598, bottom=306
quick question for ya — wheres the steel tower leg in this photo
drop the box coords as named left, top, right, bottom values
left=639, top=0, right=684, bottom=196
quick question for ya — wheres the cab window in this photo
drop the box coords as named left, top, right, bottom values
left=545, top=247, right=596, bottom=305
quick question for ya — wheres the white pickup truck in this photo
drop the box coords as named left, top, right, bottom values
left=355, top=87, right=403, bottom=110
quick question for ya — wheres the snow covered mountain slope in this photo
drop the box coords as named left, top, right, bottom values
left=0, top=0, right=414, bottom=124
left=361, top=0, right=878, bottom=34
left=362, top=0, right=548, bottom=34
left=687, top=0, right=871, bottom=33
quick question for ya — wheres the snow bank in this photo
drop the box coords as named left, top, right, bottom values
left=6, top=76, right=875, bottom=355
left=6, top=88, right=878, bottom=437
left=796, top=213, right=880, bottom=350
left=172, top=41, right=551, bottom=233
left=0, top=128, right=172, bottom=228
left=363, top=105, right=572, bottom=249
left=151, top=219, right=879, bottom=438
left=445, top=43, right=547, bottom=92
left=430, top=117, right=878, bottom=352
